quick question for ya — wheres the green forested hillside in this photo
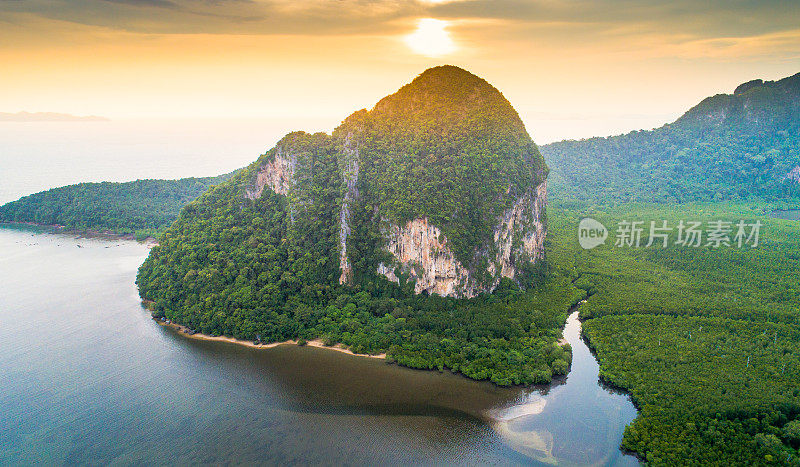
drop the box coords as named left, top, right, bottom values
left=543, top=72, right=800, bottom=204
left=0, top=173, right=234, bottom=239
left=546, top=202, right=800, bottom=464
left=136, top=66, right=564, bottom=385
left=136, top=136, right=572, bottom=385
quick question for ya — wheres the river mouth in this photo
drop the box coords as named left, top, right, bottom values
left=488, top=311, right=639, bottom=466
left=0, top=224, right=638, bottom=465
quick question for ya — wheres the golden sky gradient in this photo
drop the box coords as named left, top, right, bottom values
left=2, top=0, right=799, bottom=142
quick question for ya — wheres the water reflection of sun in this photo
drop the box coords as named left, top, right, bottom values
left=404, top=18, right=456, bottom=57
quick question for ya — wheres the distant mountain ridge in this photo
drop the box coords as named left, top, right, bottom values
left=542, top=72, right=800, bottom=204
left=0, top=111, right=109, bottom=122
left=678, top=72, right=800, bottom=126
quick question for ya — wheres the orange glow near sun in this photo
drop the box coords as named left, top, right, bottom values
left=404, top=18, right=456, bottom=57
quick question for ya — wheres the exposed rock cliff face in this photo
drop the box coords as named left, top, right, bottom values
left=525, top=181, right=548, bottom=257
left=491, top=180, right=547, bottom=279
left=247, top=159, right=547, bottom=298
left=381, top=217, right=475, bottom=297
left=246, top=147, right=296, bottom=199
left=378, top=181, right=547, bottom=298
left=787, top=166, right=800, bottom=183
left=376, top=262, right=399, bottom=284
left=338, top=133, right=360, bottom=285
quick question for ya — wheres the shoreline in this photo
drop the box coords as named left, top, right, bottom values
left=154, top=318, right=386, bottom=359
left=0, top=221, right=158, bottom=246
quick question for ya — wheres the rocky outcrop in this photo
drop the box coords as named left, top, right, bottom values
left=338, top=133, right=360, bottom=285
left=491, top=181, right=547, bottom=279
left=787, top=166, right=800, bottom=183
left=381, top=218, right=476, bottom=297
left=377, top=181, right=547, bottom=298
left=524, top=181, right=548, bottom=258
left=238, top=67, right=550, bottom=298
left=246, top=147, right=296, bottom=199
left=376, top=262, right=399, bottom=284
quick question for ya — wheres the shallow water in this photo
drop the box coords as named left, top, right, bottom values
left=0, top=225, right=638, bottom=465
left=490, top=311, right=639, bottom=466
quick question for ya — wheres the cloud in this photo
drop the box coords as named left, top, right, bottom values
left=0, top=0, right=423, bottom=35
left=103, top=0, right=180, bottom=9
left=1, top=0, right=799, bottom=60
left=430, top=0, right=800, bottom=39
left=666, top=29, right=800, bottom=60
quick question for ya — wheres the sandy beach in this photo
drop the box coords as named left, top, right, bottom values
left=155, top=319, right=387, bottom=359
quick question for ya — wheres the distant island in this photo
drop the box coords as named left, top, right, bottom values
left=0, top=172, right=236, bottom=240
left=0, top=111, right=109, bottom=122
left=137, top=65, right=567, bottom=387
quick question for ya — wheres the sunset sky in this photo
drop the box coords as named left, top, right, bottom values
left=2, top=0, right=799, bottom=142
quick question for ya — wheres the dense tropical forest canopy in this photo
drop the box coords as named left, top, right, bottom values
left=547, top=202, right=800, bottom=464
left=0, top=173, right=234, bottom=239
left=543, top=72, right=800, bottom=204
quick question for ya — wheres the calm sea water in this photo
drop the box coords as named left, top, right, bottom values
left=0, top=122, right=638, bottom=465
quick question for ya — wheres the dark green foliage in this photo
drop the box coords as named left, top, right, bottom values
left=0, top=172, right=235, bottom=238
left=386, top=278, right=579, bottom=386
left=584, top=316, right=800, bottom=465
left=785, top=421, right=800, bottom=447
left=552, top=203, right=800, bottom=325
left=547, top=202, right=800, bottom=464
left=543, top=72, right=800, bottom=204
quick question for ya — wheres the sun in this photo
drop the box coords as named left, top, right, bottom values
left=404, top=18, right=457, bottom=57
